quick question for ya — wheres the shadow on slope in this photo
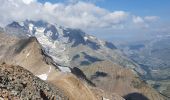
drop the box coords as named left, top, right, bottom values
left=123, top=92, right=149, bottom=100
left=80, top=52, right=103, bottom=66
left=71, top=67, right=96, bottom=87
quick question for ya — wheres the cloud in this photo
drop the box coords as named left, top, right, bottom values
left=0, top=0, right=129, bottom=29
left=22, top=0, right=36, bottom=4
left=133, top=16, right=144, bottom=24
left=102, top=11, right=129, bottom=27
left=132, top=15, right=160, bottom=29
left=68, top=0, right=105, bottom=4
left=132, top=16, right=149, bottom=28
left=0, top=0, right=159, bottom=32
left=144, top=16, right=159, bottom=22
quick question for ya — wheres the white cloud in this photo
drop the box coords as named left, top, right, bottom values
left=133, top=16, right=144, bottom=24
left=102, top=11, right=129, bottom=25
left=0, top=0, right=129, bottom=29
left=132, top=15, right=160, bottom=29
left=68, top=0, right=105, bottom=4
left=132, top=16, right=148, bottom=28
left=0, top=0, right=159, bottom=32
left=144, top=16, right=159, bottom=22
left=22, top=0, right=36, bottom=4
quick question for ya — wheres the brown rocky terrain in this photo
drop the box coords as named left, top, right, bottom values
left=49, top=71, right=126, bottom=100
left=80, top=61, right=166, bottom=100
left=50, top=73, right=98, bottom=100
left=0, top=63, right=68, bottom=100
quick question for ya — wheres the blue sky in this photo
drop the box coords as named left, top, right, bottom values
left=103, top=0, right=170, bottom=21
left=96, top=0, right=169, bottom=15
left=38, top=0, right=170, bottom=20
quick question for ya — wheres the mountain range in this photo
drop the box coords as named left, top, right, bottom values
left=0, top=20, right=166, bottom=100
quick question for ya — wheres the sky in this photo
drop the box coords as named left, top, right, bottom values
left=39, top=0, right=170, bottom=18
left=0, top=0, right=170, bottom=42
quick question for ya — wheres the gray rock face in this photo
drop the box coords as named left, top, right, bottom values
left=0, top=63, right=68, bottom=100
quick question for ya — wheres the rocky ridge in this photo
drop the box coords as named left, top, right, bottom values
left=0, top=63, right=68, bottom=100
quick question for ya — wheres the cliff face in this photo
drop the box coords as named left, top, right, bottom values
left=0, top=63, right=68, bottom=100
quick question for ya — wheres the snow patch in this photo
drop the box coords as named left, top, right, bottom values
left=56, top=26, right=64, bottom=35
left=58, top=66, right=71, bottom=72
left=48, top=66, right=52, bottom=73
left=26, top=23, right=71, bottom=66
left=19, top=22, right=24, bottom=26
left=152, top=70, right=158, bottom=72
left=46, top=31, right=53, bottom=37
left=36, top=27, right=45, bottom=33
left=102, top=97, right=109, bottom=100
left=36, top=66, right=52, bottom=80
left=34, top=27, right=70, bottom=65
left=84, top=36, right=88, bottom=41
left=29, top=24, right=34, bottom=32
left=89, top=35, right=96, bottom=39
left=26, top=52, right=30, bottom=58
left=26, top=34, right=31, bottom=37
left=36, top=74, right=48, bottom=80
left=98, top=40, right=105, bottom=46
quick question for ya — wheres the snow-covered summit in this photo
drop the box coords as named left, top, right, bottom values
left=6, top=20, right=116, bottom=65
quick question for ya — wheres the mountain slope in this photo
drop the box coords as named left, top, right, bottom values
left=80, top=61, right=165, bottom=100
left=0, top=31, right=62, bottom=80
left=118, top=36, right=170, bottom=98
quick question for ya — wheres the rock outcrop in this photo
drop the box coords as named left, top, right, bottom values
left=0, top=63, right=68, bottom=100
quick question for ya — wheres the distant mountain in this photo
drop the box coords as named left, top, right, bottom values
left=5, top=20, right=145, bottom=75
left=118, top=35, right=170, bottom=98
